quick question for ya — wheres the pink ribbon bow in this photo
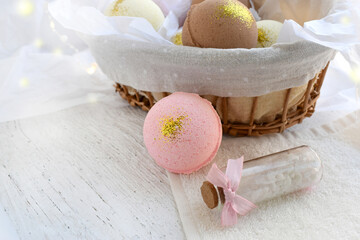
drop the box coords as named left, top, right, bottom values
left=206, top=157, right=257, bottom=227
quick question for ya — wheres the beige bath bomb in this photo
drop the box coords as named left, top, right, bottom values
left=257, top=20, right=283, bottom=48
left=183, top=0, right=258, bottom=49
left=105, top=0, right=165, bottom=31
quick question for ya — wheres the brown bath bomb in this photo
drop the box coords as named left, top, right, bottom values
left=183, top=0, right=258, bottom=49
left=192, top=0, right=250, bottom=8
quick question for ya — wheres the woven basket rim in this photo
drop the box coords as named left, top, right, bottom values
left=114, top=63, right=330, bottom=137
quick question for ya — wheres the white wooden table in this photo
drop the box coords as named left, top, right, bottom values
left=0, top=101, right=185, bottom=240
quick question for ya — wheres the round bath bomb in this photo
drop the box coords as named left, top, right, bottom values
left=105, top=0, right=165, bottom=31
left=192, top=0, right=251, bottom=8
left=257, top=20, right=283, bottom=48
left=143, top=93, right=222, bottom=174
left=183, top=0, right=258, bottom=49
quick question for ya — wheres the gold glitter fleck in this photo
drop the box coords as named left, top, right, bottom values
left=172, top=32, right=183, bottom=46
left=111, top=0, right=129, bottom=16
left=257, top=27, right=270, bottom=47
left=160, top=116, right=186, bottom=139
left=214, top=0, right=254, bottom=28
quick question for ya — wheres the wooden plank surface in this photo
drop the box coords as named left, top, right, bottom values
left=0, top=101, right=185, bottom=240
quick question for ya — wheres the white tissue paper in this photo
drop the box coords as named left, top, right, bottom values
left=0, top=0, right=119, bottom=123
left=48, top=0, right=183, bottom=43
left=276, top=0, right=360, bottom=69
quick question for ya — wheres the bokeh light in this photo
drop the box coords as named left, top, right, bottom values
left=87, top=93, right=98, bottom=103
left=341, top=16, right=351, bottom=25
left=19, top=77, right=30, bottom=87
left=50, top=21, right=55, bottom=30
left=16, top=0, right=34, bottom=16
left=33, top=38, right=44, bottom=48
left=60, top=35, right=68, bottom=42
left=350, top=66, right=360, bottom=84
left=86, top=63, right=98, bottom=75
left=53, top=48, right=63, bottom=56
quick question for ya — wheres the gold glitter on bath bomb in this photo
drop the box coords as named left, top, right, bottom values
left=105, top=0, right=165, bottom=31
left=192, top=0, right=251, bottom=8
left=256, top=20, right=283, bottom=48
left=182, top=0, right=258, bottom=49
left=171, top=31, right=183, bottom=46
left=215, top=0, right=254, bottom=28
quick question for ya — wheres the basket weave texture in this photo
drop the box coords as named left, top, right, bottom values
left=115, top=63, right=329, bottom=137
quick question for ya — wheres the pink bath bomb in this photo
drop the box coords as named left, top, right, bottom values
left=143, top=92, right=222, bottom=174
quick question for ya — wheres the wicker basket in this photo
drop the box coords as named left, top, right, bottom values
left=115, top=62, right=329, bottom=137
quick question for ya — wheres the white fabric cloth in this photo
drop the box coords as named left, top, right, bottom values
left=82, top=36, right=335, bottom=97
left=169, top=110, right=360, bottom=239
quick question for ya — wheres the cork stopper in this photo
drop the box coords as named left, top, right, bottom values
left=201, top=181, right=227, bottom=209
left=201, top=181, right=219, bottom=209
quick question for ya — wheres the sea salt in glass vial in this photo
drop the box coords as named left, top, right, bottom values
left=202, top=146, right=323, bottom=207
left=237, top=145, right=323, bottom=203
